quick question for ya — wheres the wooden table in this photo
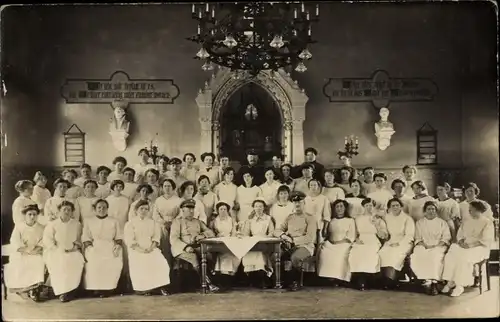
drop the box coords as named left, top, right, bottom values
left=199, top=237, right=282, bottom=293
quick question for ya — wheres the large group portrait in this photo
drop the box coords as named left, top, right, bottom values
left=0, top=1, right=498, bottom=320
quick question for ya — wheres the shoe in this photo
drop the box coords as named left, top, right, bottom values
left=430, top=284, right=439, bottom=296
left=28, top=289, right=40, bottom=302
left=358, top=283, right=366, bottom=291
left=288, top=281, right=300, bottom=292
left=441, top=283, right=453, bottom=294
left=208, top=284, right=220, bottom=293
left=59, top=294, right=70, bottom=303
left=450, top=286, right=464, bottom=297
left=160, top=288, right=170, bottom=296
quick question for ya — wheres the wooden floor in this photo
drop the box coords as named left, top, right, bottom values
left=2, top=278, right=499, bottom=320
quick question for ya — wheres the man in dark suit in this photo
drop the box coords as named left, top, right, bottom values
left=291, top=148, right=325, bottom=184
left=236, top=149, right=265, bottom=186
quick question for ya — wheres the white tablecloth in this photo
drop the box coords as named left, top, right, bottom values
left=208, top=237, right=279, bottom=259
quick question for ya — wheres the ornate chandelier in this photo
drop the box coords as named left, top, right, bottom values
left=187, top=2, right=319, bottom=76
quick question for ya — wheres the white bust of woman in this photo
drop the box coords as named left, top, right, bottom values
left=109, top=100, right=130, bottom=151
left=374, top=107, right=395, bottom=151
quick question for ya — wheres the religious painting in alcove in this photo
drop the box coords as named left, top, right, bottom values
left=219, top=83, right=282, bottom=164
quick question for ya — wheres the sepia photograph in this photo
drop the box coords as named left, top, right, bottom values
left=0, top=0, right=498, bottom=320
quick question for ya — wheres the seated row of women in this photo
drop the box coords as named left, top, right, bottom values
left=5, top=190, right=494, bottom=302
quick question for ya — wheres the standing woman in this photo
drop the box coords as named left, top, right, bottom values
left=378, top=198, right=415, bottom=289
left=74, top=164, right=93, bottom=188
left=344, top=179, right=367, bottom=219
left=32, top=172, right=51, bottom=216
left=121, top=167, right=139, bottom=201
left=236, top=170, right=262, bottom=224
left=12, top=180, right=37, bottom=227
left=410, top=201, right=451, bottom=295
left=75, top=180, right=99, bottom=224
left=435, top=182, right=460, bottom=242
left=259, top=168, right=282, bottom=207
left=279, top=164, right=295, bottom=192
left=214, top=167, right=238, bottom=220
left=95, top=166, right=112, bottom=199
left=441, top=200, right=494, bottom=297
left=348, top=198, right=389, bottom=290
left=323, top=169, right=345, bottom=204
left=43, top=201, right=85, bottom=302
left=178, top=181, right=208, bottom=224
left=337, top=166, right=354, bottom=194
left=391, top=179, right=411, bottom=213
left=197, top=152, right=220, bottom=189
left=241, top=199, right=275, bottom=288
left=367, top=173, right=393, bottom=211
left=180, top=153, right=199, bottom=182
left=133, top=148, right=156, bottom=184
left=195, top=175, right=218, bottom=225
left=459, top=182, right=494, bottom=223
left=129, top=184, right=154, bottom=220
left=108, top=156, right=128, bottom=182
left=124, top=200, right=171, bottom=296
left=317, top=199, right=356, bottom=285
left=82, top=199, right=124, bottom=297
left=106, top=180, right=131, bottom=233
left=210, top=201, right=241, bottom=290
left=44, top=179, right=78, bottom=223
left=402, top=165, right=418, bottom=197
left=63, top=169, right=84, bottom=201
left=304, top=179, right=332, bottom=243
left=5, top=204, right=45, bottom=302
left=293, top=163, right=315, bottom=195
left=408, top=181, right=435, bottom=222
left=144, top=168, right=162, bottom=202
left=270, top=185, right=294, bottom=229
left=157, top=155, right=171, bottom=182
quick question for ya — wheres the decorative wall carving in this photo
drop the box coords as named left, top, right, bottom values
left=196, top=68, right=308, bottom=163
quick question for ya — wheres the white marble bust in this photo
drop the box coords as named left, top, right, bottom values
left=374, top=107, right=395, bottom=151
left=109, top=100, right=130, bottom=151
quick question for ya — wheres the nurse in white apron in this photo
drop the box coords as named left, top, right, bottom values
left=32, top=171, right=51, bottom=215
left=5, top=204, right=46, bottom=302
left=75, top=180, right=99, bottom=224
left=236, top=170, right=262, bottom=224
left=12, top=180, right=37, bottom=227
left=43, top=200, right=85, bottom=302
left=82, top=199, right=124, bottom=297
left=214, top=167, right=238, bottom=220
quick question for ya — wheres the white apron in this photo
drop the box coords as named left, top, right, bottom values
left=213, top=217, right=241, bottom=275
left=442, top=244, right=490, bottom=286
left=410, top=245, right=447, bottom=280
left=379, top=243, right=413, bottom=271
left=84, top=240, right=123, bottom=290
left=241, top=216, right=273, bottom=275
left=317, top=241, right=352, bottom=281
left=44, top=249, right=84, bottom=295
left=128, top=248, right=170, bottom=291
left=5, top=252, right=45, bottom=291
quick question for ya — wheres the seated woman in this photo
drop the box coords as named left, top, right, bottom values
left=178, top=181, right=208, bottom=224
left=12, top=180, right=37, bottom=227
left=435, top=182, right=460, bottom=242
left=441, top=200, right=494, bottom=297
left=317, top=199, right=356, bottom=286
left=241, top=199, right=275, bottom=289
left=270, top=185, right=294, bottom=229
left=209, top=201, right=241, bottom=290
left=75, top=180, right=99, bottom=224
left=170, top=199, right=219, bottom=293
left=129, top=184, right=154, bottom=220
left=274, top=191, right=316, bottom=291
left=82, top=199, right=124, bottom=298
left=5, top=204, right=45, bottom=302
left=43, top=201, right=85, bottom=302
left=408, top=181, right=435, bottom=222
left=378, top=198, right=415, bottom=289
left=349, top=198, right=389, bottom=291
left=410, top=201, right=451, bottom=295
left=124, top=200, right=170, bottom=296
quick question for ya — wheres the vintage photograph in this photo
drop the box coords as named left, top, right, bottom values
left=0, top=1, right=498, bottom=320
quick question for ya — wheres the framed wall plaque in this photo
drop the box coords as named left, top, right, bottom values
left=416, top=122, right=438, bottom=165
left=63, top=124, right=86, bottom=165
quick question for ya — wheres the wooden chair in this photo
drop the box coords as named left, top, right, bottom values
left=283, top=255, right=316, bottom=287
left=1, top=244, right=12, bottom=300
left=474, top=258, right=491, bottom=295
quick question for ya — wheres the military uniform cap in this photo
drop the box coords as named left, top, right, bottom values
left=180, top=198, right=196, bottom=208
left=290, top=191, right=306, bottom=202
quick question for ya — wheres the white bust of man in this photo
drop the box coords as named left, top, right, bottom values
left=109, top=100, right=130, bottom=151
left=374, top=107, right=395, bottom=151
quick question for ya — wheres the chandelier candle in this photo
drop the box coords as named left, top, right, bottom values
left=187, top=2, right=320, bottom=75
